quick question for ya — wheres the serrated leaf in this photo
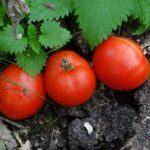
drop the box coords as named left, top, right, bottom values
left=132, top=0, right=150, bottom=35
left=39, top=21, right=72, bottom=49
left=73, top=0, right=134, bottom=49
left=0, top=5, right=6, bottom=27
left=0, top=25, right=27, bottom=53
left=27, top=24, right=41, bottom=53
left=16, top=50, right=48, bottom=77
left=29, top=0, right=73, bottom=22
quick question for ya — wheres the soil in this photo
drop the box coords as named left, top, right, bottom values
left=1, top=23, right=150, bottom=150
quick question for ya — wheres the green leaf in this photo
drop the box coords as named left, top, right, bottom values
left=29, top=0, right=73, bottom=22
left=26, top=0, right=32, bottom=5
left=132, top=0, right=150, bottom=35
left=27, top=24, right=41, bottom=53
left=73, top=0, right=134, bottom=49
left=16, top=50, right=48, bottom=77
left=0, top=5, right=6, bottom=27
left=134, top=24, right=148, bottom=35
left=0, top=25, right=27, bottom=53
left=39, top=21, right=72, bottom=49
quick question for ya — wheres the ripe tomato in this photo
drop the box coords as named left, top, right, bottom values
left=93, top=36, right=150, bottom=91
left=45, top=50, right=96, bottom=107
left=0, top=64, right=45, bottom=120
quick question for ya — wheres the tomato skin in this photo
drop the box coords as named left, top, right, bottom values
left=0, top=64, right=45, bottom=120
left=93, top=36, right=150, bottom=91
left=45, top=50, right=96, bottom=107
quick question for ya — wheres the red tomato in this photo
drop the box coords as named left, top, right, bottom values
left=45, top=50, right=96, bottom=107
left=93, top=36, right=150, bottom=91
left=0, top=64, right=45, bottom=120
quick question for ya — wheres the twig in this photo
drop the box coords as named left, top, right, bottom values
left=89, top=91, right=112, bottom=113
left=0, top=116, right=25, bottom=129
left=0, top=75, right=54, bottom=104
left=45, top=118, right=59, bottom=127
left=89, top=102, right=108, bottom=114
left=50, top=127, right=61, bottom=144
left=14, top=132, right=23, bottom=145
left=142, top=116, right=150, bottom=123
left=117, top=26, right=122, bottom=35
left=97, top=91, right=111, bottom=102
left=2, top=58, right=16, bottom=64
left=141, top=43, right=150, bottom=49
left=46, top=46, right=62, bottom=54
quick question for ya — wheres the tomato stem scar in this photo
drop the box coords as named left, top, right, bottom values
left=61, top=58, right=74, bottom=71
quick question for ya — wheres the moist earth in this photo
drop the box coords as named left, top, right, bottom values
left=1, top=77, right=150, bottom=150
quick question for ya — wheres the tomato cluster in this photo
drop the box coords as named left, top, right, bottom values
left=0, top=36, right=149, bottom=120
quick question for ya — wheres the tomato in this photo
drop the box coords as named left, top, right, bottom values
left=45, top=50, right=96, bottom=107
left=0, top=64, right=45, bottom=120
left=93, top=36, right=150, bottom=91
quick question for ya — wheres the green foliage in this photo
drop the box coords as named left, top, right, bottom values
left=27, top=24, right=41, bottom=53
left=39, top=21, right=72, bottom=49
left=0, top=0, right=72, bottom=76
left=16, top=50, right=48, bottom=77
left=29, top=0, right=73, bottom=22
left=0, top=25, right=27, bottom=53
left=0, top=5, right=6, bottom=27
left=0, top=0, right=150, bottom=76
left=132, top=0, right=150, bottom=35
left=73, top=0, right=134, bottom=48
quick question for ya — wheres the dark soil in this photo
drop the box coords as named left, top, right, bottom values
left=1, top=76, right=150, bottom=150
